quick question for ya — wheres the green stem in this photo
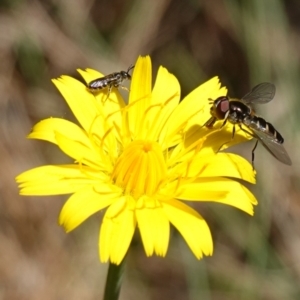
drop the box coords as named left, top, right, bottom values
left=103, top=258, right=126, bottom=300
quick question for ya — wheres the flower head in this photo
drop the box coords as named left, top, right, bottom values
left=16, top=56, right=257, bottom=264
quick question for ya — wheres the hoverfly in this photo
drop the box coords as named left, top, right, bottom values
left=87, top=65, right=134, bottom=94
left=205, top=82, right=292, bottom=166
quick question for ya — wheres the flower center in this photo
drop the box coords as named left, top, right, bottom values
left=111, top=140, right=167, bottom=198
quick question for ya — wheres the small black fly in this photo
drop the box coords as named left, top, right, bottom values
left=87, top=65, right=134, bottom=95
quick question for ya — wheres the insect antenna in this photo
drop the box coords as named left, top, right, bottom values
left=127, top=65, right=135, bottom=73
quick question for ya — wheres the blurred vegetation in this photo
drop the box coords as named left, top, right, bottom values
left=1, top=0, right=300, bottom=299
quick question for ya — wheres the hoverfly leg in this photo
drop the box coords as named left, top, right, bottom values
left=238, top=124, right=254, bottom=137
left=217, top=124, right=236, bottom=153
left=220, top=118, right=228, bottom=129
left=251, top=140, right=258, bottom=170
left=231, top=123, right=235, bottom=139
left=237, top=124, right=257, bottom=170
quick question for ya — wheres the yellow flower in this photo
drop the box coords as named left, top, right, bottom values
left=16, top=56, right=257, bottom=264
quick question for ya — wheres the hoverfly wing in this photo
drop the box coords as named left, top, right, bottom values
left=242, top=83, right=276, bottom=104
left=250, top=127, right=292, bottom=165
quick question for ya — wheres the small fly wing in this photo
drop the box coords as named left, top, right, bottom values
left=250, top=127, right=292, bottom=165
left=88, top=74, right=117, bottom=90
left=88, top=76, right=107, bottom=89
left=88, top=81, right=101, bottom=89
left=242, top=83, right=276, bottom=104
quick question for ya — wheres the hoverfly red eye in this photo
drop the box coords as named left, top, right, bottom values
left=212, top=96, right=229, bottom=120
left=219, top=97, right=229, bottom=113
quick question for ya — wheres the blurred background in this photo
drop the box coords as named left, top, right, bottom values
left=1, top=0, right=300, bottom=299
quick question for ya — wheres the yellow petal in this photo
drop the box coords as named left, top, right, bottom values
left=195, top=124, right=252, bottom=154
left=28, top=118, right=92, bottom=146
left=77, top=68, right=104, bottom=84
left=136, top=196, right=170, bottom=256
left=166, top=135, right=211, bottom=166
left=169, top=124, right=251, bottom=166
left=55, top=131, right=108, bottom=170
left=188, top=153, right=255, bottom=183
left=100, top=196, right=136, bottom=264
left=178, top=178, right=257, bottom=215
left=128, top=56, right=152, bottom=136
left=37, top=110, right=117, bottom=158
left=162, top=199, right=213, bottom=258
left=162, top=77, right=227, bottom=147
left=52, top=76, right=102, bottom=134
left=184, top=78, right=227, bottom=124
left=140, top=66, right=180, bottom=141
left=59, top=185, right=120, bottom=232
left=16, top=165, right=105, bottom=195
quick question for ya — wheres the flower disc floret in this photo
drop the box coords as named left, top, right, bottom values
left=112, top=140, right=167, bottom=198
